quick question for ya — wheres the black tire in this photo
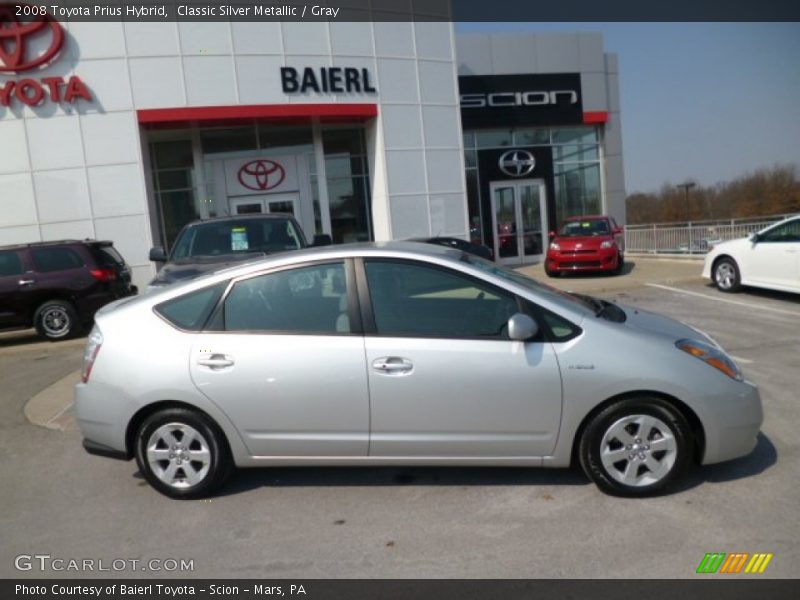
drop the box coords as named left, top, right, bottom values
left=135, top=408, right=233, bottom=499
left=712, top=257, right=741, bottom=293
left=34, top=300, right=81, bottom=341
left=579, top=396, right=693, bottom=497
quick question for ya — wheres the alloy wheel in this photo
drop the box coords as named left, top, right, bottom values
left=599, top=414, right=678, bottom=487
left=715, top=262, right=736, bottom=290
left=146, top=423, right=212, bottom=489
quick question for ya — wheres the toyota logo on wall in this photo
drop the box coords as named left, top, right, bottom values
left=498, top=150, right=536, bottom=177
left=0, top=5, right=64, bottom=72
left=237, top=160, right=286, bottom=191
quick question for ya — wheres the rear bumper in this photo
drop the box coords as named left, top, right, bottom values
left=546, top=248, right=620, bottom=272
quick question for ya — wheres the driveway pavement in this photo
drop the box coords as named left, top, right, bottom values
left=1, top=258, right=796, bottom=579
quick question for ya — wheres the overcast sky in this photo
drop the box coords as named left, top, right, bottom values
left=455, top=22, right=800, bottom=194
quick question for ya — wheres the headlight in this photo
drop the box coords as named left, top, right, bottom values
left=600, top=240, right=615, bottom=249
left=549, top=241, right=560, bottom=251
left=676, top=338, right=742, bottom=381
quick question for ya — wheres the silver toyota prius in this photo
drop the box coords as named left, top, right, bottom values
left=75, top=243, right=762, bottom=499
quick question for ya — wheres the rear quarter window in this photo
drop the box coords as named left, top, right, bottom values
left=31, top=247, right=85, bottom=272
left=155, top=282, right=228, bottom=331
left=93, top=245, right=125, bottom=266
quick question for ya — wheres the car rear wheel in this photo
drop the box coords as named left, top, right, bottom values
left=713, top=257, right=741, bottom=292
left=579, top=397, right=693, bottom=497
left=135, top=408, right=232, bottom=499
left=34, top=300, right=81, bottom=341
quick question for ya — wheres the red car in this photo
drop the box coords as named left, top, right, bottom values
left=545, top=215, right=625, bottom=277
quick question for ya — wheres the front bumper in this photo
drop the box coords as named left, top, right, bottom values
left=700, top=379, right=763, bottom=465
left=546, top=247, right=619, bottom=272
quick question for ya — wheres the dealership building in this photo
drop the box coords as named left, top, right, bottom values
left=0, top=18, right=624, bottom=290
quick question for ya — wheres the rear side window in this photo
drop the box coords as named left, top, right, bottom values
left=0, top=251, right=24, bottom=277
left=155, top=282, right=228, bottom=331
left=93, top=245, right=125, bottom=266
left=31, top=248, right=84, bottom=272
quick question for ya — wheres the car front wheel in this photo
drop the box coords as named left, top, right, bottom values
left=135, top=408, right=232, bottom=499
left=713, top=257, right=741, bottom=292
left=579, top=397, right=693, bottom=497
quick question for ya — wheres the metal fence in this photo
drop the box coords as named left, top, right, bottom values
left=624, top=213, right=798, bottom=255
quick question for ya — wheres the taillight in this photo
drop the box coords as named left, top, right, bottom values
left=81, top=327, right=104, bottom=383
left=90, top=268, right=117, bottom=282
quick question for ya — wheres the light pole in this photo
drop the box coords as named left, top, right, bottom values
left=677, top=181, right=696, bottom=222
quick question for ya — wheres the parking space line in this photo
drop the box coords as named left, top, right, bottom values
left=645, top=283, right=800, bottom=318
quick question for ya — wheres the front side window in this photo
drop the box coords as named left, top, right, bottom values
left=365, top=260, right=519, bottom=339
left=760, top=219, right=800, bottom=243
left=0, top=251, right=24, bottom=277
left=31, top=248, right=84, bottom=272
left=223, top=262, right=349, bottom=334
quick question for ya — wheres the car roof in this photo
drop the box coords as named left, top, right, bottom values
left=0, top=239, right=113, bottom=251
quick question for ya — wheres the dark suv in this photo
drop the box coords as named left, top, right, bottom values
left=0, top=240, right=136, bottom=341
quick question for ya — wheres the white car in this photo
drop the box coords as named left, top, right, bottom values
left=703, top=216, right=800, bottom=294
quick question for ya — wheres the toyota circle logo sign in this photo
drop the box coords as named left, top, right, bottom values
left=498, top=150, right=536, bottom=177
left=0, top=4, right=92, bottom=109
left=238, top=160, right=286, bottom=191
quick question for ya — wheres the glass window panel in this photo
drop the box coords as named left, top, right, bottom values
left=224, top=263, right=349, bottom=334
left=462, top=131, right=475, bottom=148
left=464, top=149, right=477, bottom=169
left=554, top=163, right=602, bottom=227
left=514, top=128, right=550, bottom=146
left=159, top=190, right=198, bottom=249
left=551, top=127, right=598, bottom=145
left=465, top=169, right=482, bottom=244
left=476, top=129, right=513, bottom=148
left=258, top=125, right=313, bottom=151
left=325, top=155, right=365, bottom=179
left=364, top=260, right=518, bottom=338
left=200, top=127, right=257, bottom=155
left=153, top=140, right=193, bottom=169
left=328, top=177, right=371, bottom=243
left=157, top=169, right=192, bottom=191
left=322, top=127, right=366, bottom=155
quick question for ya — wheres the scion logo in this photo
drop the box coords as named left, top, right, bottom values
left=0, top=5, right=92, bottom=110
left=237, top=160, right=286, bottom=191
left=498, top=150, right=536, bottom=177
left=0, top=5, right=64, bottom=72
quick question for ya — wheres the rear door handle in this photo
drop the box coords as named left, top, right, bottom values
left=372, top=357, right=413, bottom=375
left=197, top=354, right=234, bottom=369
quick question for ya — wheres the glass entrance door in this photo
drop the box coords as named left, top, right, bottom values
left=230, top=194, right=300, bottom=222
left=490, top=180, right=547, bottom=266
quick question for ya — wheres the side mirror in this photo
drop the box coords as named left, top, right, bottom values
left=312, top=234, right=332, bottom=247
left=613, top=227, right=623, bottom=235
left=748, top=232, right=759, bottom=243
left=548, top=231, right=556, bottom=239
left=508, top=313, right=539, bottom=341
left=149, top=246, right=167, bottom=262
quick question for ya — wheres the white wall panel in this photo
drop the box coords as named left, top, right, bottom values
left=183, top=56, right=238, bottom=106
left=80, top=112, right=139, bottom=166
left=40, top=220, right=94, bottom=241
left=0, top=120, right=30, bottom=175
left=129, top=57, right=185, bottom=108
left=0, top=173, right=36, bottom=227
left=26, top=117, right=84, bottom=171
left=88, top=164, right=147, bottom=218
left=33, top=169, right=91, bottom=223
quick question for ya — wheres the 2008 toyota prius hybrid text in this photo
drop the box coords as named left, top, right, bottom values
left=75, top=243, right=762, bottom=499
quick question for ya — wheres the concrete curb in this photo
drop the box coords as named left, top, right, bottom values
left=24, top=369, right=81, bottom=432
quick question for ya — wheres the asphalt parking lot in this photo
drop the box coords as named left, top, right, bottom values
left=0, top=258, right=797, bottom=579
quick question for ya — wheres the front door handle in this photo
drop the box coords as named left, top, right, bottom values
left=372, top=357, right=413, bottom=375
left=18, top=279, right=35, bottom=286
left=197, top=354, right=234, bottom=369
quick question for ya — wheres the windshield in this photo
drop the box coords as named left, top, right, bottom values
left=459, top=254, right=595, bottom=313
left=558, top=219, right=610, bottom=237
left=170, top=218, right=304, bottom=260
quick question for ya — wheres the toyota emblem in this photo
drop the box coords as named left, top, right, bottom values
left=237, top=160, right=286, bottom=191
left=0, top=5, right=64, bottom=73
left=498, top=150, right=536, bottom=177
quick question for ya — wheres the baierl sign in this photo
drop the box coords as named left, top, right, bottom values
left=0, top=5, right=92, bottom=109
